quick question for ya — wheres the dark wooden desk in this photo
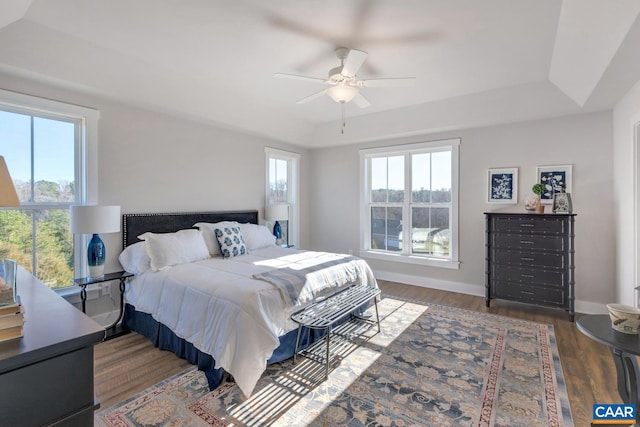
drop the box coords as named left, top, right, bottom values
left=577, top=314, right=640, bottom=417
left=0, top=267, right=105, bottom=426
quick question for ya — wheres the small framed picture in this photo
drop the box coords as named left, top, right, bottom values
left=536, top=165, right=572, bottom=204
left=487, top=167, right=518, bottom=203
left=552, top=192, right=573, bottom=213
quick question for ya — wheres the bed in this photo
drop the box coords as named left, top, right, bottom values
left=119, top=210, right=377, bottom=396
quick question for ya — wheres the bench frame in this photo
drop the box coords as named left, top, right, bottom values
left=290, top=284, right=381, bottom=378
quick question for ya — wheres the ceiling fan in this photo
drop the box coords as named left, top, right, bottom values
left=274, top=47, right=415, bottom=109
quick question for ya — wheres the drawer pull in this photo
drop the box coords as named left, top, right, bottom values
left=520, top=223, right=534, bottom=227
left=520, top=290, right=534, bottom=295
left=520, top=257, right=535, bottom=262
left=520, top=274, right=534, bottom=278
left=520, top=240, right=534, bottom=245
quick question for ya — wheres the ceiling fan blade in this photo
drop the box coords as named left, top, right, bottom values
left=274, top=73, right=328, bottom=84
left=296, top=89, right=328, bottom=104
left=352, top=92, right=371, bottom=108
left=342, top=49, right=368, bottom=77
left=358, top=77, right=416, bottom=87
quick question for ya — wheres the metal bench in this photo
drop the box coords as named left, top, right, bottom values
left=291, top=283, right=381, bottom=378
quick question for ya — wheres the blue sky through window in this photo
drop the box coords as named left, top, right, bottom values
left=0, top=110, right=74, bottom=183
left=371, top=151, right=452, bottom=195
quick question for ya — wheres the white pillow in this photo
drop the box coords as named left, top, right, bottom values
left=118, top=241, right=151, bottom=275
left=239, top=223, right=276, bottom=250
left=193, top=221, right=239, bottom=256
left=138, top=229, right=210, bottom=271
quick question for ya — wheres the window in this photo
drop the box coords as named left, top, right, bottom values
left=360, top=139, right=459, bottom=268
left=0, top=90, right=98, bottom=288
left=265, top=147, right=299, bottom=246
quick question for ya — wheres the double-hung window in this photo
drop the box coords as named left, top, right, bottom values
left=265, top=147, right=300, bottom=246
left=360, top=139, right=460, bottom=268
left=0, top=90, right=98, bottom=288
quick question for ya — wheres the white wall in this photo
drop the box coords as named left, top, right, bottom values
left=0, top=73, right=310, bottom=318
left=97, top=103, right=312, bottom=267
left=613, top=79, right=640, bottom=306
left=0, top=71, right=618, bottom=316
left=310, top=111, right=614, bottom=313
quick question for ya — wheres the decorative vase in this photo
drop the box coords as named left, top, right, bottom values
left=0, top=259, right=17, bottom=305
left=524, top=195, right=538, bottom=212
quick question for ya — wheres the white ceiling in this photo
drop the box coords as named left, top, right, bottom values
left=1, top=0, right=640, bottom=148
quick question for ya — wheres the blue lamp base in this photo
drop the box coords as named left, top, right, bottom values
left=87, top=233, right=106, bottom=278
left=273, top=220, right=285, bottom=246
left=273, top=221, right=282, bottom=240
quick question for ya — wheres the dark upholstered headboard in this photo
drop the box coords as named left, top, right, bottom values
left=122, top=210, right=259, bottom=248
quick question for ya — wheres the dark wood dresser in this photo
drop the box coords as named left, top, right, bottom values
left=0, top=267, right=105, bottom=426
left=485, top=211, right=576, bottom=321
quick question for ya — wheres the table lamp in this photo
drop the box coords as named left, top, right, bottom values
left=0, top=156, right=20, bottom=207
left=70, top=205, right=121, bottom=278
left=265, top=204, right=289, bottom=246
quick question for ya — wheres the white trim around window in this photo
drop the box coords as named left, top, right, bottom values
left=0, top=89, right=99, bottom=204
left=359, top=138, right=460, bottom=269
left=0, top=89, right=99, bottom=282
left=265, top=147, right=300, bottom=246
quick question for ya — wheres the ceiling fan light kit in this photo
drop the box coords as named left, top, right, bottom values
left=327, top=83, right=358, bottom=103
left=275, top=47, right=415, bottom=133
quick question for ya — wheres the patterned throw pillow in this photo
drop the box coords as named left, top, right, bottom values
left=214, top=226, right=248, bottom=258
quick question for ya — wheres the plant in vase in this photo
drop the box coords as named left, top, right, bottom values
left=532, top=183, right=546, bottom=213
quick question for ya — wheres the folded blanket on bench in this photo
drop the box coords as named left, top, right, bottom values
left=252, top=252, right=377, bottom=306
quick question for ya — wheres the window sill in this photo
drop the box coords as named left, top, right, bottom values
left=361, top=250, right=460, bottom=269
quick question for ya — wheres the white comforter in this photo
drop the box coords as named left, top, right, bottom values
left=124, top=246, right=377, bottom=396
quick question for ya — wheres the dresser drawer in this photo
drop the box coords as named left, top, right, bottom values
left=491, top=249, right=566, bottom=269
left=490, top=264, right=565, bottom=287
left=492, top=216, right=566, bottom=234
left=491, top=233, right=566, bottom=251
left=492, top=280, right=565, bottom=305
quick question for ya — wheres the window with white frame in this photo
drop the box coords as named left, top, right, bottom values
left=0, top=90, right=98, bottom=288
left=360, top=139, right=459, bottom=268
left=265, top=147, right=299, bottom=246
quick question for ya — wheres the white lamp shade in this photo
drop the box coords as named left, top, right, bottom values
left=70, top=205, right=121, bottom=234
left=265, top=204, right=289, bottom=221
left=327, top=84, right=358, bottom=103
left=0, top=156, right=19, bottom=207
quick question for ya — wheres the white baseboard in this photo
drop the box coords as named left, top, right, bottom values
left=574, top=300, right=608, bottom=315
left=374, top=270, right=485, bottom=297
left=373, top=269, right=608, bottom=315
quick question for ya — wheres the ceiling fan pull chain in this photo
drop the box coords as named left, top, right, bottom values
left=341, top=101, right=346, bottom=134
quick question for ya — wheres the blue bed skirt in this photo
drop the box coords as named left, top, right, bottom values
left=122, top=303, right=329, bottom=390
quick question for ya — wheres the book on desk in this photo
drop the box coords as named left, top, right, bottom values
left=0, top=299, right=24, bottom=342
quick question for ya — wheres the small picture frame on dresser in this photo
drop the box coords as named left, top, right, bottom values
left=487, top=167, right=518, bottom=203
left=552, top=192, right=573, bottom=213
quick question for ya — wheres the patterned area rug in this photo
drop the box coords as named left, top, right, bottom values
left=95, top=297, right=574, bottom=426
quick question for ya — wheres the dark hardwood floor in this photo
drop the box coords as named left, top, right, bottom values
left=94, top=280, right=620, bottom=426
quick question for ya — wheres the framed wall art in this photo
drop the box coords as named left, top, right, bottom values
left=487, top=167, right=518, bottom=203
left=536, top=164, right=572, bottom=204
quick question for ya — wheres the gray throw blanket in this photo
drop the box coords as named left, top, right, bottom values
left=252, top=255, right=376, bottom=306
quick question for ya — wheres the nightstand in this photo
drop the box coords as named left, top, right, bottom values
left=72, top=270, right=133, bottom=340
